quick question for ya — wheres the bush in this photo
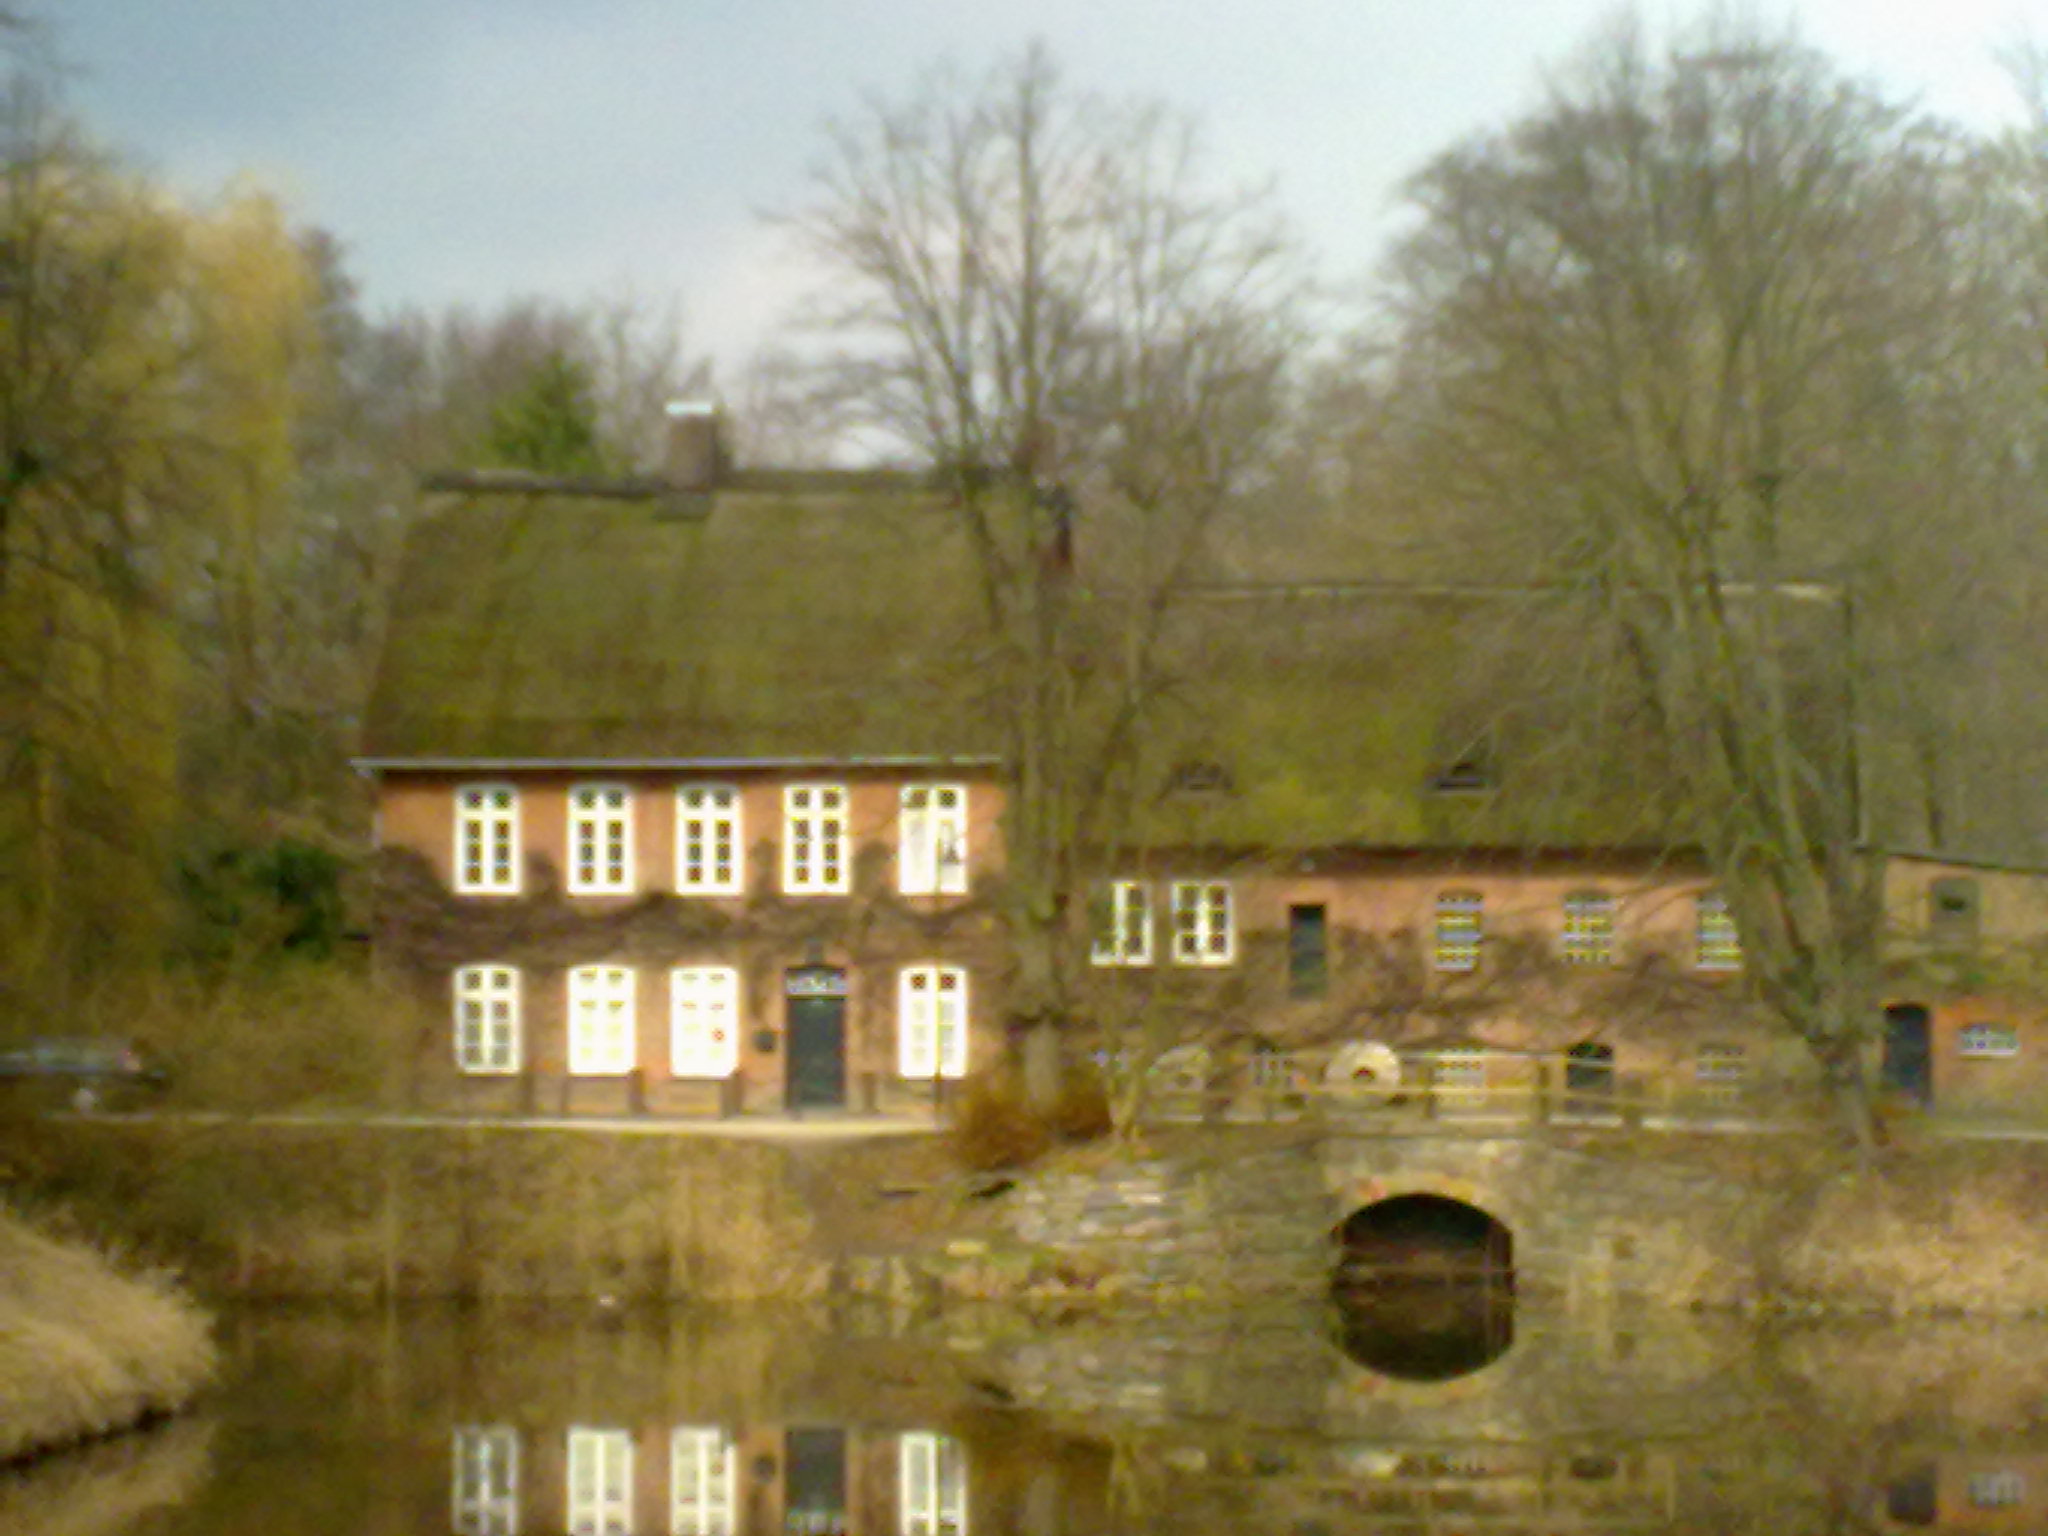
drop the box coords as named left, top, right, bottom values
left=947, top=1071, right=1053, bottom=1172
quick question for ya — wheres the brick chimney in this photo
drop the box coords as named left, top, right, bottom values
left=663, top=400, right=724, bottom=492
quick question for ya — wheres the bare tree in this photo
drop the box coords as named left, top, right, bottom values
left=781, top=42, right=1304, bottom=1103
left=1377, top=18, right=2016, bottom=1139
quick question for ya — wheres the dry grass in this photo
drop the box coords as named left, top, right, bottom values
left=0, top=1209, right=214, bottom=1461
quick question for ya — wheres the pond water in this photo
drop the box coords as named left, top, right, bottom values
left=8, top=1295, right=2048, bottom=1535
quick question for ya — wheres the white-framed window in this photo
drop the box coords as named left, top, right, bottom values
left=1433, top=1049, right=1488, bottom=1089
left=1968, top=1470, right=2025, bottom=1508
left=1959, top=1022, right=2020, bottom=1059
left=899, top=966, right=968, bottom=1079
left=676, top=785, right=742, bottom=895
left=670, top=1426, right=736, bottom=1536
left=899, top=1430, right=968, bottom=1536
left=567, top=1427, right=633, bottom=1536
left=569, top=784, right=633, bottom=895
left=899, top=784, right=969, bottom=895
left=1435, top=891, right=1483, bottom=972
left=453, top=965, right=521, bottom=1074
left=1696, top=893, right=1742, bottom=971
left=456, top=784, right=520, bottom=894
left=1170, top=881, right=1235, bottom=965
left=452, top=1425, right=520, bottom=1536
left=1091, top=880, right=1153, bottom=966
left=568, top=966, right=636, bottom=1075
left=784, top=784, right=849, bottom=894
left=1562, top=890, right=1616, bottom=966
left=1695, top=1043, right=1747, bottom=1097
left=670, top=967, right=740, bottom=1078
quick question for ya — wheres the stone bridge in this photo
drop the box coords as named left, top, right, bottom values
left=1003, top=1127, right=1766, bottom=1306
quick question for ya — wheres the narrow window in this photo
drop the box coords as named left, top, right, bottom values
left=453, top=965, right=521, bottom=1074
left=568, top=784, right=633, bottom=895
left=899, top=1430, right=968, bottom=1536
left=670, top=967, right=740, bottom=1077
left=670, top=1427, right=737, bottom=1536
left=1287, top=904, right=1327, bottom=998
left=452, top=1426, right=520, bottom=1536
left=676, top=785, right=742, bottom=895
left=1091, top=881, right=1153, bottom=966
left=1170, top=881, right=1235, bottom=965
left=566, top=1427, right=632, bottom=1536
left=784, top=784, right=849, bottom=894
left=900, top=784, right=969, bottom=895
left=1696, top=892, right=1742, bottom=971
left=1928, top=876, right=1980, bottom=948
left=899, top=966, right=968, bottom=1079
left=567, top=966, right=636, bottom=1075
left=455, top=784, right=519, bottom=894
left=1434, top=891, right=1483, bottom=972
left=1561, top=890, right=1616, bottom=966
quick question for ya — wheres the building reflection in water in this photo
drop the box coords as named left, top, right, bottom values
left=451, top=1422, right=967, bottom=1536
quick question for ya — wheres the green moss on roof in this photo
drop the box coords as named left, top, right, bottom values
left=365, top=492, right=1693, bottom=849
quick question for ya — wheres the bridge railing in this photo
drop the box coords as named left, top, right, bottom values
left=1134, top=1049, right=1834, bottom=1133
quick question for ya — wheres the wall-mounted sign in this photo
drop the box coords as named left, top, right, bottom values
left=784, top=967, right=848, bottom=999
left=1958, top=1022, right=2020, bottom=1059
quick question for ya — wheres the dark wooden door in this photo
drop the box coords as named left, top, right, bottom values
left=783, top=1427, right=847, bottom=1534
left=785, top=969, right=846, bottom=1110
left=1882, top=1004, right=1933, bottom=1108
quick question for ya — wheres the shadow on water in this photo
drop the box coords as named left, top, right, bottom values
left=1332, top=1191, right=1516, bottom=1381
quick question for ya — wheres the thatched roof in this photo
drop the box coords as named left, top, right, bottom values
left=361, top=487, right=1695, bottom=850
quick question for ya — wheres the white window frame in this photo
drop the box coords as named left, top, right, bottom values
left=455, top=783, right=520, bottom=895
left=1696, top=892, right=1742, bottom=971
left=670, top=1426, right=736, bottom=1536
left=899, top=966, right=969, bottom=1079
left=452, top=1425, right=520, bottom=1536
left=675, top=785, right=743, bottom=895
left=567, top=1427, right=633, bottom=1536
left=1434, top=891, right=1483, bottom=972
left=568, top=965, right=636, bottom=1076
left=569, top=783, right=634, bottom=895
left=899, top=1430, right=968, bottom=1536
left=670, top=967, right=740, bottom=1078
left=1959, top=1022, right=2020, bottom=1059
left=1562, top=890, right=1616, bottom=966
left=1433, top=1048, right=1488, bottom=1090
left=783, top=784, right=849, bottom=894
left=1968, top=1470, right=2025, bottom=1509
left=453, top=965, right=521, bottom=1075
left=1091, top=880, right=1153, bottom=966
left=899, top=784, right=969, bottom=895
left=1170, top=880, right=1235, bottom=966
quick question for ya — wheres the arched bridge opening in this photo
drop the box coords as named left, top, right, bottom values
left=1332, top=1194, right=1515, bottom=1381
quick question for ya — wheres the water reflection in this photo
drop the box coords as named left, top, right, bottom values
left=1332, top=1279, right=1514, bottom=1381
left=33, top=1303, right=2048, bottom=1536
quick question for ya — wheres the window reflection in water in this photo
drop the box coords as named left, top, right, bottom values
left=450, top=1423, right=967, bottom=1536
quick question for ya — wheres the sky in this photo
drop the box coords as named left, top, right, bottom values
left=52, top=0, right=2042, bottom=382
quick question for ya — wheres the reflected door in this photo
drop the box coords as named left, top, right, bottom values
left=784, top=1427, right=847, bottom=1535
left=1882, top=1004, right=1933, bottom=1108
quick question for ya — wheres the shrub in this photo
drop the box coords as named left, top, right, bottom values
left=947, top=1071, right=1053, bottom=1172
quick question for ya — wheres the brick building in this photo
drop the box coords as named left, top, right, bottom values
left=358, top=417, right=2046, bottom=1119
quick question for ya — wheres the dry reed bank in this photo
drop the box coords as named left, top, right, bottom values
left=0, top=1209, right=214, bottom=1461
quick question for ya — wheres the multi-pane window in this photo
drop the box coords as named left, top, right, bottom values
left=453, top=965, right=521, bottom=1074
left=1433, top=1049, right=1488, bottom=1089
left=899, top=966, right=968, bottom=1079
left=567, top=966, right=635, bottom=1075
left=1170, top=881, right=1234, bottom=965
left=1696, top=893, right=1742, bottom=971
left=452, top=1426, right=519, bottom=1536
left=1968, top=1471, right=2025, bottom=1509
left=569, top=784, right=633, bottom=894
left=670, top=967, right=740, bottom=1077
left=1958, top=1022, right=2020, bottom=1059
left=1435, top=891, right=1484, bottom=972
left=1561, top=890, right=1616, bottom=965
left=899, top=785, right=969, bottom=895
left=566, top=1427, right=632, bottom=1536
left=899, top=1430, right=968, bottom=1536
left=455, top=784, right=520, bottom=894
left=676, top=785, right=742, bottom=895
left=784, top=784, right=849, bottom=894
left=1091, top=880, right=1153, bottom=966
left=670, top=1427, right=737, bottom=1536
left=1695, top=1043, right=1747, bottom=1100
